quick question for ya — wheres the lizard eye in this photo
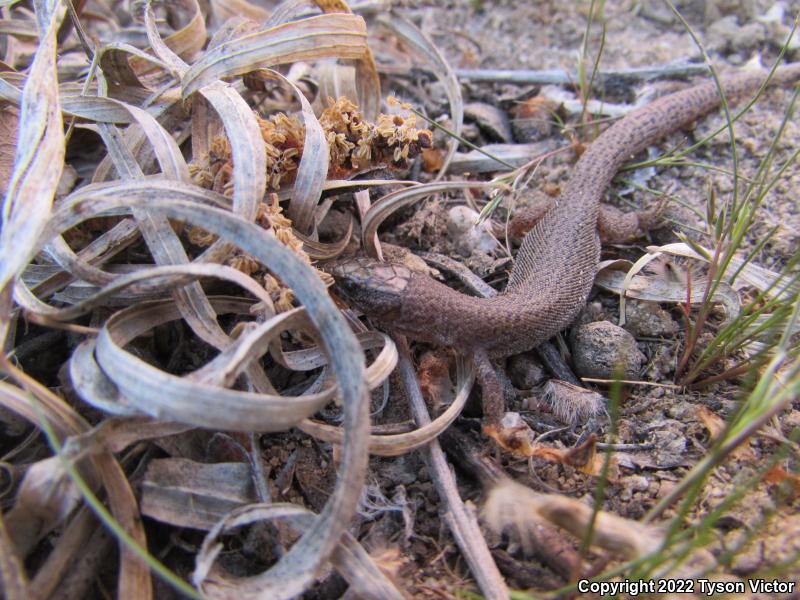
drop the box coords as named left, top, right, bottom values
left=337, top=276, right=363, bottom=295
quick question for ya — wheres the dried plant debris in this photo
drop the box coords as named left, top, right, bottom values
left=190, top=98, right=432, bottom=195
left=1, top=0, right=799, bottom=598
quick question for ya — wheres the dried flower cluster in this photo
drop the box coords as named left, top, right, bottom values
left=189, top=112, right=305, bottom=196
left=189, top=97, right=432, bottom=197
left=223, top=195, right=312, bottom=312
left=187, top=97, right=431, bottom=308
left=319, top=97, right=432, bottom=175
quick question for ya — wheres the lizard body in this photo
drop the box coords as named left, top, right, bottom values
left=330, top=64, right=800, bottom=371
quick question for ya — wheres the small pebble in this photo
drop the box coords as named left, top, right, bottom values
left=447, top=205, right=499, bottom=256
left=623, top=474, right=650, bottom=492
left=707, top=15, right=767, bottom=54
left=506, top=352, right=546, bottom=389
left=571, top=320, right=646, bottom=379
left=624, top=300, right=679, bottom=337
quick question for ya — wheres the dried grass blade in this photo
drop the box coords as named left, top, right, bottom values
left=96, top=43, right=172, bottom=88
left=181, top=13, right=370, bottom=97
left=18, top=262, right=274, bottom=322
left=68, top=339, right=143, bottom=416
left=141, top=459, right=254, bottom=530
left=595, top=260, right=740, bottom=323
left=0, top=510, right=28, bottom=600
left=271, top=330, right=396, bottom=391
left=28, top=219, right=140, bottom=301
left=653, top=241, right=800, bottom=301
left=28, top=508, right=96, bottom=600
left=314, top=0, right=381, bottom=120
left=60, top=96, right=137, bottom=123
left=194, top=503, right=403, bottom=599
left=87, top=298, right=330, bottom=428
left=258, top=69, right=329, bottom=234
left=5, top=456, right=82, bottom=554
left=132, top=0, right=205, bottom=75
left=297, top=212, right=353, bottom=260
left=0, top=374, right=153, bottom=599
left=209, top=0, right=269, bottom=26
left=0, top=0, right=64, bottom=340
left=0, top=18, right=39, bottom=40
left=194, top=81, right=265, bottom=258
left=91, top=117, right=228, bottom=348
left=299, top=355, right=474, bottom=456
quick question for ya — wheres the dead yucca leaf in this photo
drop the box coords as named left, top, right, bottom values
left=192, top=503, right=404, bottom=600
left=0, top=0, right=64, bottom=336
left=0, top=105, right=19, bottom=195
left=595, top=256, right=740, bottom=327
left=182, top=14, right=370, bottom=97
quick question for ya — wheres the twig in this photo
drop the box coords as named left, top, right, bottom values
left=395, top=337, right=509, bottom=600
left=580, top=377, right=682, bottom=389
left=451, top=62, right=709, bottom=87
left=536, top=341, right=582, bottom=386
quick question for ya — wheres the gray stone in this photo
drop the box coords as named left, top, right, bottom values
left=571, top=320, right=646, bottom=379
left=624, top=300, right=679, bottom=337
left=507, top=352, right=546, bottom=389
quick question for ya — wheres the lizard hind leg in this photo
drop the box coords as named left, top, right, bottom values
left=472, top=348, right=505, bottom=426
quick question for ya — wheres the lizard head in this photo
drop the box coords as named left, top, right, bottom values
left=324, top=256, right=412, bottom=323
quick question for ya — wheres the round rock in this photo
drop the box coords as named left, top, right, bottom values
left=571, top=320, right=646, bottom=379
left=624, top=300, right=679, bottom=337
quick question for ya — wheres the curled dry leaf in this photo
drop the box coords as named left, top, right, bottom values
left=484, top=478, right=663, bottom=559
left=695, top=405, right=757, bottom=462
left=4, top=456, right=81, bottom=556
left=596, top=258, right=740, bottom=318
left=0, top=0, right=64, bottom=336
left=141, top=459, right=255, bottom=530
left=298, top=354, right=474, bottom=457
left=485, top=416, right=613, bottom=478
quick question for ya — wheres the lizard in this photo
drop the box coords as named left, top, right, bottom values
left=328, top=62, right=800, bottom=425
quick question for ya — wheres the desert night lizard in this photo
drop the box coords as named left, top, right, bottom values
left=329, top=62, right=800, bottom=424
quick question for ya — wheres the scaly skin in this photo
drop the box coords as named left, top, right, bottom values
left=331, top=64, right=800, bottom=360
